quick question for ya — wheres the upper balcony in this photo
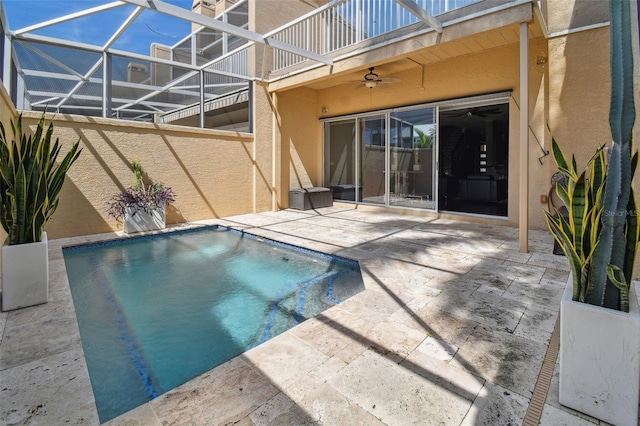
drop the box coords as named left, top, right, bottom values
left=0, top=0, right=544, bottom=128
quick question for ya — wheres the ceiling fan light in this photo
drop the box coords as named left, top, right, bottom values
left=364, top=80, right=378, bottom=89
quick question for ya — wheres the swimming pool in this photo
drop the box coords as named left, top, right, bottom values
left=63, top=226, right=364, bottom=423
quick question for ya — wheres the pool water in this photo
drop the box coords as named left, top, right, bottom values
left=63, top=226, right=364, bottom=423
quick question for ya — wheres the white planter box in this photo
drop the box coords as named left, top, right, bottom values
left=560, top=277, right=640, bottom=425
left=123, top=205, right=166, bottom=234
left=1, top=232, right=49, bottom=311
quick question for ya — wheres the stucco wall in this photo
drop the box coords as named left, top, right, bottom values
left=18, top=112, right=254, bottom=239
left=544, top=0, right=609, bottom=35
left=276, top=33, right=550, bottom=228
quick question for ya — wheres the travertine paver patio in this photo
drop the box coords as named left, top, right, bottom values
left=0, top=207, right=608, bottom=425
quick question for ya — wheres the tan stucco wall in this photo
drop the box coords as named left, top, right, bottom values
left=18, top=112, right=255, bottom=239
left=544, top=0, right=609, bottom=35
left=547, top=27, right=611, bottom=181
left=275, top=31, right=550, bottom=228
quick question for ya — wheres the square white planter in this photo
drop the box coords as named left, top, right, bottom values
left=560, top=277, right=640, bottom=425
left=1, top=232, right=49, bottom=311
left=123, top=205, right=166, bottom=234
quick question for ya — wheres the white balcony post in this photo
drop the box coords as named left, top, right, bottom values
left=519, top=21, right=529, bottom=252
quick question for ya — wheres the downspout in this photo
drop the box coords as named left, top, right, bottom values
left=519, top=22, right=529, bottom=252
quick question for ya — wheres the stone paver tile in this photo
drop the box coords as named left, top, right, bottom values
left=249, top=392, right=317, bottom=425
left=291, top=308, right=374, bottom=358
left=543, top=267, right=570, bottom=283
left=528, top=252, right=571, bottom=271
left=0, top=348, right=98, bottom=425
left=49, top=259, right=68, bottom=275
left=502, top=278, right=565, bottom=311
left=335, top=289, right=406, bottom=324
left=539, top=403, right=599, bottom=425
left=241, top=228, right=342, bottom=254
left=264, top=222, right=375, bottom=248
left=428, top=292, right=524, bottom=332
left=328, top=349, right=472, bottom=425
left=413, top=336, right=458, bottom=361
left=401, top=305, right=480, bottom=348
left=516, top=304, right=558, bottom=334
left=5, top=289, right=77, bottom=328
left=0, top=317, right=82, bottom=370
left=297, top=383, right=385, bottom=425
left=402, top=346, right=484, bottom=401
left=364, top=318, right=427, bottom=361
left=359, top=256, right=425, bottom=282
left=221, top=213, right=292, bottom=227
left=151, top=357, right=279, bottom=425
left=105, top=403, right=162, bottom=426
left=460, top=382, right=529, bottom=426
left=49, top=269, right=72, bottom=294
left=451, top=326, right=546, bottom=398
left=241, top=333, right=329, bottom=390
left=460, top=267, right=514, bottom=291
left=470, top=260, right=546, bottom=284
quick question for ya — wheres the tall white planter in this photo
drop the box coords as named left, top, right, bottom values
left=1, top=232, right=49, bottom=311
left=560, top=277, right=640, bottom=425
left=123, top=205, right=166, bottom=234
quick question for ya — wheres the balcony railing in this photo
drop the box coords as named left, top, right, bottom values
left=269, top=0, right=483, bottom=72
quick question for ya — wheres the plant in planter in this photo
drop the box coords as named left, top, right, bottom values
left=107, top=160, right=175, bottom=234
left=544, top=1, right=639, bottom=424
left=0, top=112, right=81, bottom=311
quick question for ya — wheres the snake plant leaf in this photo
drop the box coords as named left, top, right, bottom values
left=550, top=133, right=573, bottom=178
left=632, top=150, right=638, bottom=180
left=545, top=209, right=584, bottom=300
left=556, top=182, right=570, bottom=207
left=570, top=173, right=587, bottom=254
left=607, top=264, right=630, bottom=312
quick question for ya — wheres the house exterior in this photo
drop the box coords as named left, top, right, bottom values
left=0, top=0, right=638, bottom=263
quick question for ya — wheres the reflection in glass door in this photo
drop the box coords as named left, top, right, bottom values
left=389, top=108, right=436, bottom=209
left=358, top=115, right=386, bottom=204
left=324, top=120, right=357, bottom=201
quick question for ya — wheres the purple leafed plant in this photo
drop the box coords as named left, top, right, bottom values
left=107, top=183, right=176, bottom=222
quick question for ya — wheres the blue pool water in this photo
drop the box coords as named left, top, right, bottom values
left=63, top=226, right=364, bottom=423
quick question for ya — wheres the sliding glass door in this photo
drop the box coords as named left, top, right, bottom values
left=324, top=109, right=436, bottom=210
left=359, top=115, right=386, bottom=205
left=389, top=108, right=436, bottom=209
left=324, top=119, right=357, bottom=201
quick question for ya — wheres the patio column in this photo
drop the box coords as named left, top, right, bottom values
left=519, top=22, right=529, bottom=252
left=102, top=52, right=112, bottom=119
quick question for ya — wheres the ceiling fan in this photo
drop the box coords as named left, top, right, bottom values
left=357, top=67, right=401, bottom=89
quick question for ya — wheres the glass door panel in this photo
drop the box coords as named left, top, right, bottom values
left=389, top=108, right=436, bottom=209
left=358, top=115, right=386, bottom=204
left=324, top=120, right=357, bottom=201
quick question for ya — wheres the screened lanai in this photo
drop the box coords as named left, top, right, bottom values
left=0, top=0, right=479, bottom=130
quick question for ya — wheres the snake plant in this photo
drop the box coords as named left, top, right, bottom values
left=545, top=0, right=637, bottom=312
left=0, top=113, right=81, bottom=245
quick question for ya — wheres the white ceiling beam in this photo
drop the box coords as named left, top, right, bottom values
left=395, top=0, right=443, bottom=33
left=121, top=0, right=332, bottom=65
left=13, top=2, right=128, bottom=36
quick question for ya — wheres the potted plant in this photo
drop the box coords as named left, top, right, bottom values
left=0, top=112, right=81, bottom=311
left=107, top=159, right=175, bottom=234
left=544, top=1, right=640, bottom=424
